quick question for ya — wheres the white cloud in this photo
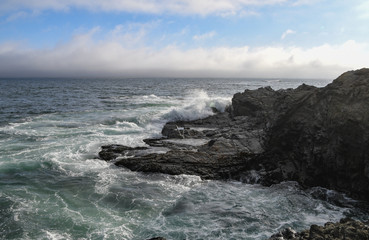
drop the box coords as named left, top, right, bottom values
left=108, top=21, right=160, bottom=47
left=6, top=11, right=28, bottom=22
left=281, top=29, right=296, bottom=40
left=4, top=9, right=40, bottom=22
left=238, top=10, right=260, bottom=17
left=193, top=31, right=216, bottom=41
left=0, top=0, right=290, bottom=16
left=0, top=28, right=367, bottom=79
left=356, top=1, right=369, bottom=19
left=291, top=0, right=323, bottom=6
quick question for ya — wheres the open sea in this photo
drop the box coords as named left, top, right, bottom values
left=1, top=77, right=368, bottom=240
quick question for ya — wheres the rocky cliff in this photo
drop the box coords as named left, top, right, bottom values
left=99, top=68, right=369, bottom=201
left=250, top=68, right=369, bottom=200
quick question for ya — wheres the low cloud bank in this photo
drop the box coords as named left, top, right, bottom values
left=0, top=0, right=306, bottom=16
left=0, top=32, right=367, bottom=78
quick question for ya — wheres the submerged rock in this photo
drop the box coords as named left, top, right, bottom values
left=99, top=68, right=369, bottom=201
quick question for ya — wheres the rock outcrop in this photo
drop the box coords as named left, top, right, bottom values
left=268, top=218, right=369, bottom=240
left=145, top=218, right=369, bottom=240
left=256, top=68, right=369, bottom=200
left=101, top=112, right=262, bottom=180
left=99, top=68, right=369, bottom=201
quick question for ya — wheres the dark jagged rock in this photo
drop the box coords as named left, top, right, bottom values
left=99, top=145, right=148, bottom=161
left=98, top=68, right=369, bottom=201
left=269, top=227, right=297, bottom=240
left=115, top=150, right=251, bottom=180
left=268, top=218, right=369, bottom=240
left=257, top=69, right=369, bottom=200
left=231, top=84, right=318, bottom=123
left=229, top=68, right=369, bottom=200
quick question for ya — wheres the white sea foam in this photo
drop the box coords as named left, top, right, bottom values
left=142, top=94, right=160, bottom=99
left=43, top=230, right=73, bottom=240
left=139, top=181, right=349, bottom=239
left=162, top=89, right=231, bottom=122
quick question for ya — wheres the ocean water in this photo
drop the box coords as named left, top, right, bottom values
left=0, top=77, right=367, bottom=240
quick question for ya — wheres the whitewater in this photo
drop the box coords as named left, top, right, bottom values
left=0, top=78, right=368, bottom=240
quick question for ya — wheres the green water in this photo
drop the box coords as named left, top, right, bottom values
left=1, top=77, right=366, bottom=240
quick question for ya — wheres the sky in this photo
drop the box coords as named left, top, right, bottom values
left=0, top=0, right=369, bottom=79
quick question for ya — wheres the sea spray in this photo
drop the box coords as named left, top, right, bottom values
left=163, top=89, right=231, bottom=122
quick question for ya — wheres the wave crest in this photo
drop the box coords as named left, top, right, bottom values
left=163, top=89, right=230, bottom=122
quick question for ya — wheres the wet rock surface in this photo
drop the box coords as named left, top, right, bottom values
left=99, top=112, right=262, bottom=180
left=268, top=218, right=369, bottom=240
left=99, top=68, right=369, bottom=201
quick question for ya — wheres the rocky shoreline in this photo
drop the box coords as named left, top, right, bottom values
left=99, top=68, right=369, bottom=201
left=146, top=218, right=369, bottom=240
left=268, top=218, right=369, bottom=240
left=98, top=68, right=369, bottom=239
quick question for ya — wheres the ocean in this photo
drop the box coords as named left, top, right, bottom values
left=0, top=77, right=368, bottom=240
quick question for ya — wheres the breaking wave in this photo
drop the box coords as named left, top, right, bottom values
left=162, top=89, right=231, bottom=122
